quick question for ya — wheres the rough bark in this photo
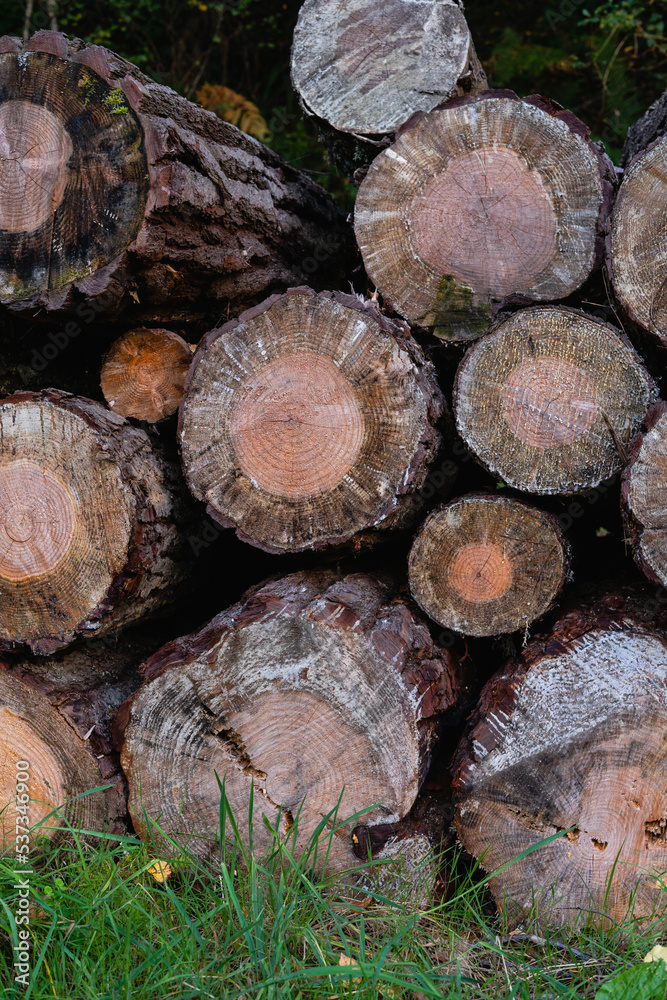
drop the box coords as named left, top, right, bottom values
left=115, top=570, right=468, bottom=870
left=0, top=31, right=356, bottom=331
left=0, top=669, right=107, bottom=849
left=409, top=493, right=570, bottom=637
left=453, top=306, right=655, bottom=494
left=0, top=389, right=192, bottom=655
left=610, top=134, right=667, bottom=346
left=452, top=591, right=667, bottom=929
left=355, top=92, right=614, bottom=342
left=622, top=401, right=667, bottom=588
left=291, top=0, right=487, bottom=180
left=101, top=328, right=193, bottom=423
left=621, top=88, right=667, bottom=168
left=179, top=288, right=446, bottom=554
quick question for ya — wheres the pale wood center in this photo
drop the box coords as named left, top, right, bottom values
left=0, top=461, right=75, bottom=580
left=501, top=356, right=599, bottom=449
left=0, top=711, right=66, bottom=847
left=410, top=147, right=556, bottom=297
left=230, top=352, right=365, bottom=499
left=0, top=99, right=73, bottom=234
left=449, top=541, right=513, bottom=603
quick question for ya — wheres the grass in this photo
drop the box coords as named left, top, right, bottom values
left=1, top=784, right=667, bottom=999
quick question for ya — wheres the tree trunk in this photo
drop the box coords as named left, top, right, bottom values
left=622, top=401, right=667, bottom=588
left=0, top=31, right=356, bottom=332
left=0, top=389, right=192, bottom=655
left=101, top=328, right=193, bottom=423
left=0, top=669, right=108, bottom=849
left=355, top=93, right=615, bottom=342
left=290, top=0, right=487, bottom=180
left=179, top=288, right=446, bottom=554
left=453, top=306, right=655, bottom=494
left=452, top=591, right=667, bottom=929
left=610, top=133, right=667, bottom=347
left=115, top=570, right=468, bottom=869
left=409, top=493, right=569, bottom=637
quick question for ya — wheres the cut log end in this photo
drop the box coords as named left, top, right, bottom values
left=179, top=289, right=444, bottom=553
left=0, top=390, right=188, bottom=654
left=355, top=96, right=609, bottom=341
left=454, top=307, right=654, bottom=495
left=453, top=604, right=667, bottom=928
left=0, top=671, right=106, bottom=848
left=291, top=0, right=474, bottom=136
left=611, top=135, right=667, bottom=344
left=0, top=49, right=147, bottom=302
left=119, top=571, right=464, bottom=868
left=101, top=328, right=193, bottom=423
left=409, top=494, right=569, bottom=636
left=623, top=403, right=667, bottom=587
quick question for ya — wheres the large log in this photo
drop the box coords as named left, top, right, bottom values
left=0, top=31, right=356, bottom=330
left=101, top=327, right=193, bottom=423
left=409, top=493, right=569, bottom=637
left=354, top=93, right=614, bottom=342
left=179, top=288, right=445, bottom=553
left=0, top=389, right=191, bottom=654
left=0, top=670, right=107, bottom=849
left=290, top=0, right=487, bottom=179
left=452, top=592, right=667, bottom=929
left=454, top=306, right=655, bottom=494
left=622, top=402, right=667, bottom=588
left=115, top=570, right=467, bottom=868
left=610, top=133, right=667, bottom=346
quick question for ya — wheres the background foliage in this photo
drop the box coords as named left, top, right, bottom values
left=0, top=0, right=665, bottom=199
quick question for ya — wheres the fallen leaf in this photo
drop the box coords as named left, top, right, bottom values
left=147, top=860, right=172, bottom=883
left=644, top=945, right=667, bottom=965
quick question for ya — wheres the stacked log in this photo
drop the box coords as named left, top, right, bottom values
left=4, top=19, right=667, bottom=931
left=354, top=94, right=614, bottom=341
left=114, top=571, right=467, bottom=870
left=291, top=0, right=487, bottom=178
left=0, top=30, right=356, bottom=329
left=178, top=288, right=445, bottom=553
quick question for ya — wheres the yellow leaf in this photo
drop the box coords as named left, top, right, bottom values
left=147, top=860, right=172, bottom=883
left=196, top=83, right=269, bottom=141
left=644, top=944, right=667, bottom=965
left=338, top=953, right=361, bottom=984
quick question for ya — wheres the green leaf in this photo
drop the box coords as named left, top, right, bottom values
left=595, top=961, right=667, bottom=1000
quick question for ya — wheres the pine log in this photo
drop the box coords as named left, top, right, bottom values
left=178, top=288, right=445, bottom=554
left=0, top=670, right=107, bottom=849
left=290, top=0, right=487, bottom=180
left=0, top=31, right=355, bottom=329
left=622, top=401, right=667, bottom=588
left=621, top=88, right=667, bottom=169
left=0, top=389, right=191, bottom=655
left=452, top=592, right=667, bottom=929
left=115, top=570, right=467, bottom=868
left=454, top=306, right=655, bottom=494
left=355, top=93, right=614, bottom=342
left=610, top=134, right=667, bottom=346
left=101, top=328, right=193, bottom=423
left=408, top=493, right=569, bottom=637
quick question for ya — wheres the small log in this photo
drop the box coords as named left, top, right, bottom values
left=101, top=328, right=193, bottom=423
left=355, top=93, right=614, bottom=342
left=452, top=592, right=667, bottom=929
left=179, top=288, right=445, bottom=554
left=454, top=306, right=655, bottom=494
left=115, top=570, right=467, bottom=868
left=0, top=670, right=107, bottom=849
left=0, top=389, right=191, bottom=655
left=290, top=0, right=487, bottom=179
left=408, top=493, right=569, bottom=637
left=610, top=134, right=667, bottom=346
left=622, top=401, right=667, bottom=588
left=0, top=31, right=355, bottom=328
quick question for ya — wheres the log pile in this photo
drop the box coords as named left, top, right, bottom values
left=3, top=19, right=667, bottom=929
